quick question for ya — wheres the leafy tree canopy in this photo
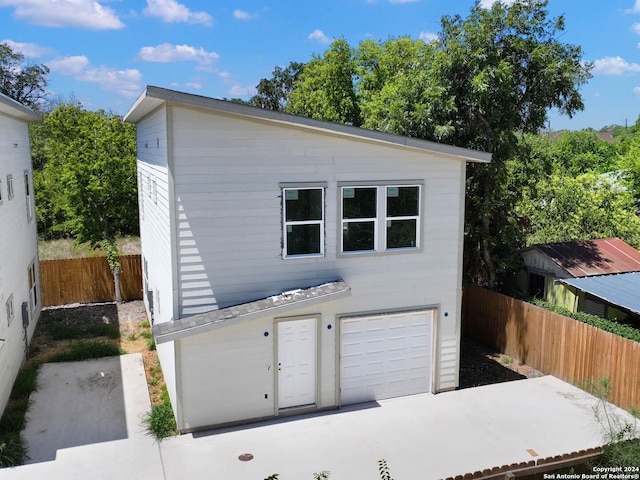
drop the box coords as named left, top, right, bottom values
left=0, top=42, right=49, bottom=110
left=32, top=103, right=138, bottom=243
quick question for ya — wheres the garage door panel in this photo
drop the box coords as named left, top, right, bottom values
left=340, top=310, right=434, bottom=405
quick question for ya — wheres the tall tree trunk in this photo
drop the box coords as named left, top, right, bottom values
left=112, top=267, right=123, bottom=304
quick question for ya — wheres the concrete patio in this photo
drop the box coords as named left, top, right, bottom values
left=2, top=355, right=635, bottom=480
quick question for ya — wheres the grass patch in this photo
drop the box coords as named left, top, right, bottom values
left=47, top=341, right=122, bottom=363
left=9, top=363, right=40, bottom=400
left=47, top=323, right=83, bottom=340
left=142, top=387, right=177, bottom=440
left=0, top=433, right=28, bottom=467
left=87, top=324, right=120, bottom=339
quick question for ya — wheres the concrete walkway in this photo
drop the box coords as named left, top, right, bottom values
left=3, top=357, right=636, bottom=479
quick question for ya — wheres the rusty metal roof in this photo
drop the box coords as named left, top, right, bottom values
left=531, top=238, right=640, bottom=278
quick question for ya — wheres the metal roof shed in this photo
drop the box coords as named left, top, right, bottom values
left=560, top=272, right=640, bottom=316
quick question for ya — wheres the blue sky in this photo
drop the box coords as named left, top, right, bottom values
left=1, top=0, right=640, bottom=131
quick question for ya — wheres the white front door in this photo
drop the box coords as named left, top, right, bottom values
left=277, top=318, right=317, bottom=410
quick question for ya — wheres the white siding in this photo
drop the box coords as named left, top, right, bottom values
left=135, top=106, right=180, bottom=417
left=0, top=110, right=40, bottom=414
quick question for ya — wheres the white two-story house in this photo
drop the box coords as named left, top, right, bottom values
left=0, top=93, right=41, bottom=415
left=124, top=86, right=491, bottom=432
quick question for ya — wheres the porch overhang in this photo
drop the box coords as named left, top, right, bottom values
left=153, top=280, right=351, bottom=344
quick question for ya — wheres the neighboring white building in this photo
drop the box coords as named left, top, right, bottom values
left=124, top=86, right=491, bottom=432
left=0, top=93, right=41, bottom=414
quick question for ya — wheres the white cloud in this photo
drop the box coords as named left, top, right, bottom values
left=634, top=87, right=640, bottom=95
left=138, top=43, right=220, bottom=65
left=143, top=0, right=212, bottom=26
left=1, top=39, right=52, bottom=57
left=185, top=82, right=202, bottom=89
left=626, top=1, right=640, bottom=13
left=389, top=0, right=419, bottom=3
left=234, top=9, right=252, bottom=20
left=479, top=0, right=516, bottom=7
left=419, top=32, right=438, bottom=42
left=593, top=56, right=640, bottom=75
left=308, top=29, right=331, bottom=44
left=634, top=23, right=640, bottom=34
left=47, top=55, right=142, bottom=97
left=0, top=0, right=124, bottom=29
left=229, top=85, right=256, bottom=97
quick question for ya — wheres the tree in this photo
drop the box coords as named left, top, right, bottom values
left=517, top=173, right=640, bottom=248
left=249, top=62, right=304, bottom=111
left=432, top=0, right=592, bottom=288
left=548, top=130, right=617, bottom=176
left=286, top=38, right=361, bottom=126
left=0, top=42, right=49, bottom=110
left=33, top=103, right=138, bottom=302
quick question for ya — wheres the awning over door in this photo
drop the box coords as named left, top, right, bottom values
left=340, top=310, right=434, bottom=405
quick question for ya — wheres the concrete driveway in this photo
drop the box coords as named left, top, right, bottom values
left=3, top=356, right=636, bottom=480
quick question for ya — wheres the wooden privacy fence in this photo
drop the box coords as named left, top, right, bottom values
left=40, top=255, right=143, bottom=307
left=462, top=286, right=640, bottom=411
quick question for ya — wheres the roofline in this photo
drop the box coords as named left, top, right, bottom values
left=124, top=86, right=492, bottom=164
left=0, top=93, right=41, bottom=122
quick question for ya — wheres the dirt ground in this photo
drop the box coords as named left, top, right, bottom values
left=31, top=301, right=543, bottom=401
left=30, top=300, right=165, bottom=405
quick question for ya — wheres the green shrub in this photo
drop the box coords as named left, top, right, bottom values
left=47, top=341, right=121, bottom=363
left=530, top=298, right=640, bottom=343
left=0, top=433, right=28, bottom=467
left=142, top=403, right=177, bottom=440
left=598, top=439, right=640, bottom=467
left=0, top=402, right=29, bottom=433
left=147, top=337, right=156, bottom=351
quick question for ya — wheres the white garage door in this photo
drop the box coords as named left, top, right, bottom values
left=340, top=310, right=434, bottom=405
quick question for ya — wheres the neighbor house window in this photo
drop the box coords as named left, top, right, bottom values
left=6, top=295, right=14, bottom=326
left=7, top=175, right=14, bottom=200
left=282, top=187, right=324, bottom=257
left=341, top=184, right=421, bottom=253
left=24, top=171, right=33, bottom=221
left=528, top=273, right=545, bottom=299
left=28, top=262, right=38, bottom=312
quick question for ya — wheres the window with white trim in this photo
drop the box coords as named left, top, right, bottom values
left=7, top=175, right=14, bottom=200
left=282, top=187, right=324, bottom=257
left=341, top=184, right=421, bottom=253
left=6, top=295, right=14, bottom=326
left=28, top=262, right=38, bottom=313
left=24, top=171, right=33, bottom=221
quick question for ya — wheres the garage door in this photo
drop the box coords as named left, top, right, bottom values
left=340, top=310, right=434, bottom=405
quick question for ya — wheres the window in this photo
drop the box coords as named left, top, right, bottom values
left=7, top=175, right=14, bottom=200
left=283, top=187, right=324, bottom=257
left=528, top=273, right=545, bottom=299
left=24, top=171, right=33, bottom=221
left=342, top=187, right=377, bottom=252
left=341, top=184, right=421, bottom=254
left=6, top=295, right=14, bottom=326
left=28, top=262, right=38, bottom=312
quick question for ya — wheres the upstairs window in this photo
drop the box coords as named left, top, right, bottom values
left=7, top=175, right=14, bottom=200
left=283, top=187, right=324, bottom=258
left=341, top=184, right=421, bottom=254
left=24, top=171, right=33, bottom=221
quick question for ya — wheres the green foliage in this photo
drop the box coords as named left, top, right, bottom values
left=313, top=472, right=330, bottom=480
left=0, top=400, right=29, bottom=433
left=31, top=103, right=138, bottom=242
left=249, top=62, right=304, bottom=111
left=9, top=363, right=40, bottom=399
left=548, top=130, right=618, bottom=176
left=47, top=341, right=121, bottom=362
left=599, top=439, right=640, bottom=467
left=0, top=42, right=49, bottom=110
left=46, top=322, right=119, bottom=340
left=517, top=173, right=640, bottom=247
left=0, top=433, right=28, bottom=468
left=530, top=298, right=640, bottom=343
left=143, top=386, right=178, bottom=440
left=286, top=38, right=361, bottom=126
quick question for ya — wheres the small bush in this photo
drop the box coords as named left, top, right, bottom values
left=147, top=337, right=156, bottom=351
left=143, top=403, right=177, bottom=440
left=0, top=433, right=28, bottom=467
left=599, top=438, right=640, bottom=467
left=0, top=403, right=29, bottom=433
left=139, top=331, right=152, bottom=339
left=47, top=341, right=121, bottom=363
left=140, top=320, right=150, bottom=328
